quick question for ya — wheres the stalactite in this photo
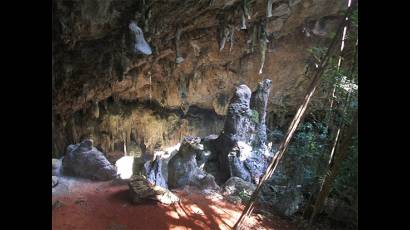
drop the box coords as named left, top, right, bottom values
left=144, top=7, right=152, bottom=33
left=219, top=27, right=230, bottom=52
left=241, top=12, right=247, bottom=30
left=242, top=0, right=251, bottom=20
left=129, top=21, right=152, bottom=55
left=126, top=127, right=131, bottom=149
left=92, top=101, right=99, bottom=119
left=123, top=132, right=127, bottom=156
left=258, top=22, right=269, bottom=75
left=229, top=25, right=235, bottom=52
left=110, top=136, right=115, bottom=152
left=267, top=0, right=274, bottom=18
left=103, top=100, right=108, bottom=111
left=148, top=71, right=152, bottom=102
left=175, top=27, right=184, bottom=64
left=71, top=116, right=78, bottom=144
left=251, top=25, right=258, bottom=53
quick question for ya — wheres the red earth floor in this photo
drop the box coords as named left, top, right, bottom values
left=52, top=179, right=296, bottom=230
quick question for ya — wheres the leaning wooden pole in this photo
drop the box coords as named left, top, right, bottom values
left=232, top=4, right=356, bottom=229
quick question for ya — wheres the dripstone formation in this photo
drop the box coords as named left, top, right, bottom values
left=211, top=79, right=273, bottom=184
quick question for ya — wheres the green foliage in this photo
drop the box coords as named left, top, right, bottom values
left=351, top=8, right=358, bottom=28
left=251, top=110, right=259, bottom=124
left=285, top=121, right=330, bottom=184
left=238, top=189, right=251, bottom=204
left=307, top=46, right=326, bottom=62
left=331, top=135, right=358, bottom=202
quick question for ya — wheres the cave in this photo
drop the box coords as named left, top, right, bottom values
left=52, top=0, right=358, bottom=229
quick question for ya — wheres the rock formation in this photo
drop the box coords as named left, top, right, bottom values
left=52, top=176, right=59, bottom=188
left=62, top=139, right=117, bottom=180
left=168, top=136, right=219, bottom=191
left=143, top=156, right=168, bottom=189
left=52, top=0, right=347, bottom=158
left=51, top=0, right=352, bottom=220
left=52, top=158, right=62, bottom=176
left=128, top=174, right=179, bottom=205
left=222, top=176, right=255, bottom=204
left=211, top=79, right=273, bottom=184
left=251, top=79, right=273, bottom=148
left=129, top=21, right=152, bottom=55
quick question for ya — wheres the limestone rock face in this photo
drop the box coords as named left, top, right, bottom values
left=62, top=139, right=117, bottom=180
left=168, top=136, right=219, bottom=191
left=52, top=0, right=346, bottom=158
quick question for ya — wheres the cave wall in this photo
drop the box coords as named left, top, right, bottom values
left=52, top=0, right=346, bottom=156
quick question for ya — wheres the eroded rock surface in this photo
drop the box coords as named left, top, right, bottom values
left=143, top=156, right=168, bottom=188
left=52, top=0, right=347, bottom=158
left=52, top=158, right=62, bottom=176
left=52, top=176, right=59, bottom=188
left=128, top=174, right=179, bottom=205
left=222, top=176, right=255, bottom=204
left=211, top=80, right=273, bottom=184
left=168, top=136, right=219, bottom=191
left=62, top=139, right=117, bottom=180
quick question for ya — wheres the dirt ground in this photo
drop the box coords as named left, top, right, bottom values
left=52, top=178, right=296, bottom=230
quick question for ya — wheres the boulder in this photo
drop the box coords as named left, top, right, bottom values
left=128, top=175, right=179, bottom=205
left=324, top=198, right=358, bottom=226
left=52, top=158, right=62, bottom=176
left=261, top=185, right=303, bottom=217
left=144, top=156, right=168, bottom=188
left=62, top=139, right=117, bottom=180
left=168, top=136, right=219, bottom=191
left=222, top=177, right=255, bottom=204
left=222, top=177, right=256, bottom=196
left=52, top=176, right=59, bottom=188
